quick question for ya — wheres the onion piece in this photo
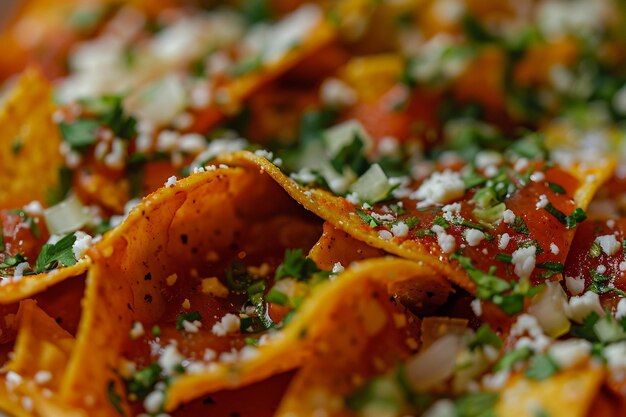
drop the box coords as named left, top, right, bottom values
left=405, top=334, right=463, bottom=391
left=528, top=281, right=571, bottom=338
left=43, top=194, right=92, bottom=235
left=349, top=164, right=394, bottom=205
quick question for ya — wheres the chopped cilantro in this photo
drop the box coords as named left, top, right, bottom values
left=11, top=137, right=23, bottom=155
left=416, top=229, right=436, bottom=238
left=59, top=119, right=100, bottom=150
left=175, top=311, right=201, bottom=330
left=511, top=216, right=530, bottom=235
left=570, top=312, right=601, bottom=342
left=356, top=209, right=380, bottom=227
left=275, top=249, right=322, bottom=281
left=403, top=217, right=420, bottom=229
left=452, top=218, right=487, bottom=231
left=455, top=392, right=499, bottom=417
left=231, top=54, right=263, bottom=76
left=468, top=324, right=503, bottom=350
left=151, top=325, right=161, bottom=337
left=588, top=269, right=626, bottom=297
left=389, top=203, right=407, bottom=215
left=535, top=262, right=564, bottom=272
left=494, top=346, right=533, bottom=372
left=330, top=134, right=369, bottom=177
left=525, top=354, right=559, bottom=380
left=80, top=95, right=137, bottom=139
left=34, top=234, right=77, bottom=273
left=495, top=253, right=512, bottom=263
left=0, top=253, right=27, bottom=269
left=433, top=216, right=451, bottom=229
left=589, top=241, right=602, bottom=258
left=107, top=380, right=126, bottom=416
left=125, top=363, right=162, bottom=400
left=544, top=203, right=586, bottom=229
left=547, top=182, right=566, bottom=194
left=266, top=288, right=288, bottom=306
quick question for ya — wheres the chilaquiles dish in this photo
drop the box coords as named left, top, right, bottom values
left=1, top=0, right=626, bottom=416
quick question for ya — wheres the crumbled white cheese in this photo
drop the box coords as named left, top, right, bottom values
left=565, top=275, right=585, bottom=295
left=331, top=262, right=344, bottom=274
left=498, top=233, right=510, bottom=250
left=595, top=234, right=621, bottom=256
left=23, top=201, right=43, bottom=216
left=605, top=342, right=626, bottom=370
left=320, top=78, right=357, bottom=108
left=474, top=151, right=502, bottom=169
left=33, top=371, right=52, bottom=385
left=511, top=246, right=536, bottom=279
left=463, top=229, right=484, bottom=247
left=431, top=225, right=456, bottom=254
left=549, top=339, right=592, bottom=369
left=615, top=298, right=626, bottom=319
left=158, top=344, right=184, bottom=374
left=164, top=176, right=177, bottom=188
left=211, top=313, right=240, bottom=336
left=143, top=390, right=165, bottom=414
left=530, top=172, right=545, bottom=182
left=470, top=299, right=482, bottom=317
left=535, top=194, right=549, bottom=209
left=72, top=231, right=93, bottom=260
left=391, top=221, right=409, bottom=238
left=550, top=243, right=560, bottom=255
left=567, top=291, right=604, bottom=323
left=378, top=230, right=393, bottom=241
left=411, top=170, right=465, bottom=205
left=129, top=321, right=145, bottom=340
left=502, top=209, right=515, bottom=224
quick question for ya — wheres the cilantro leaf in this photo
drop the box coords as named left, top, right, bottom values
left=34, top=234, right=77, bottom=273
left=59, top=119, right=100, bottom=150
left=107, top=380, right=126, bottom=416
left=494, top=346, right=533, bottom=372
left=275, top=249, right=322, bottom=281
left=175, top=311, right=201, bottom=330
left=468, top=324, right=503, bottom=350
left=125, top=363, right=162, bottom=400
left=525, top=354, right=559, bottom=380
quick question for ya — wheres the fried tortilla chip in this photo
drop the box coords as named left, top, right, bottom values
left=0, top=68, right=63, bottom=209
left=496, top=367, right=605, bottom=417
left=60, top=166, right=323, bottom=416
left=217, top=151, right=611, bottom=294
left=166, top=257, right=449, bottom=411
left=0, top=300, right=85, bottom=417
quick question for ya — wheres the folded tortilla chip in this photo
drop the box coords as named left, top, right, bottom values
left=0, top=68, right=64, bottom=209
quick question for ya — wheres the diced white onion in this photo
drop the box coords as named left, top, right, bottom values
left=43, top=194, right=92, bottom=235
left=349, top=164, right=393, bottom=204
left=405, top=334, right=462, bottom=391
left=528, top=282, right=571, bottom=338
left=323, top=119, right=373, bottom=157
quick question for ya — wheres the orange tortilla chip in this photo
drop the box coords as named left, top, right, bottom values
left=166, top=257, right=449, bottom=411
left=60, top=166, right=323, bottom=415
left=0, top=260, right=89, bottom=305
left=496, top=367, right=605, bottom=417
left=274, top=258, right=431, bottom=417
left=217, top=151, right=612, bottom=294
left=0, top=67, right=63, bottom=209
left=0, top=300, right=85, bottom=417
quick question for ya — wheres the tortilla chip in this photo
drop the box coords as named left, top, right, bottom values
left=8, top=300, right=74, bottom=387
left=217, top=151, right=611, bottom=294
left=0, top=300, right=85, bottom=417
left=496, top=367, right=605, bottom=417
left=0, top=261, right=89, bottom=305
left=274, top=257, right=432, bottom=417
left=60, top=165, right=323, bottom=415
left=166, top=257, right=449, bottom=411
left=308, top=221, right=387, bottom=270
left=0, top=67, right=64, bottom=208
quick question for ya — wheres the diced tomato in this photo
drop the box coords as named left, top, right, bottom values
left=0, top=210, right=49, bottom=264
